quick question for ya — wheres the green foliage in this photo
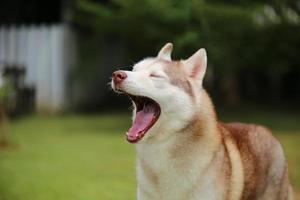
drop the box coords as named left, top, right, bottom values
left=74, top=0, right=257, bottom=58
left=73, top=0, right=300, bottom=106
left=75, top=0, right=204, bottom=57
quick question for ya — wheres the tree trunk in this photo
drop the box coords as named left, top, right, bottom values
left=0, top=104, right=10, bottom=147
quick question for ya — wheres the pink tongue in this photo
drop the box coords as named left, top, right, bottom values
left=128, top=106, right=156, bottom=139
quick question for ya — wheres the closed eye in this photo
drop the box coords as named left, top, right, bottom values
left=150, top=73, right=166, bottom=79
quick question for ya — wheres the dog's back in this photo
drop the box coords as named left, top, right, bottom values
left=221, top=123, right=293, bottom=200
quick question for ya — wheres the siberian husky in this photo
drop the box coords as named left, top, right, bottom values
left=111, top=43, right=293, bottom=200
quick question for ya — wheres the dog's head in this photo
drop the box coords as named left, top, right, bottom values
left=111, top=43, right=208, bottom=143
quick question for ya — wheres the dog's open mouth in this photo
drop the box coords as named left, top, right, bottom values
left=126, top=95, right=161, bottom=143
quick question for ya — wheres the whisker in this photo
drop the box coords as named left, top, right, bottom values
left=128, top=104, right=134, bottom=111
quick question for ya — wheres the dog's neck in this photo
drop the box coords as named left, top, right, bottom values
left=135, top=89, right=221, bottom=173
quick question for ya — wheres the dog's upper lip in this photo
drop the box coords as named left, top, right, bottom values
left=115, top=88, right=125, bottom=93
left=112, top=85, right=126, bottom=93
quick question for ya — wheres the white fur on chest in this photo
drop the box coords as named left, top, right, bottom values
left=136, top=136, right=226, bottom=200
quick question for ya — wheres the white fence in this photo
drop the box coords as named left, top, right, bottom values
left=0, top=24, right=76, bottom=113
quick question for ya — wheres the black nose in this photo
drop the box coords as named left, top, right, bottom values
left=112, top=70, right=127, bottom=85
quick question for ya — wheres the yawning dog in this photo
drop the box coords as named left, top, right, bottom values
left=111, top=43, right=293, bottom=200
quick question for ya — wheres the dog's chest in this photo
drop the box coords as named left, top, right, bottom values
left=136, top=142, right=225, bottom=200
left=137, top=149, right=190, bottom=199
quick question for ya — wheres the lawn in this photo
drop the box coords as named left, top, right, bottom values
left=0, top=111, right=299, bottom=200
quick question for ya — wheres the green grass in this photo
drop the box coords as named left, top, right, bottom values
left=0, top=111, right=299, bottom=200
left=0, top=114, right=135, bottom=200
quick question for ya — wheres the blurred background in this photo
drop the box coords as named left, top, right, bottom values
left=0, top=0, right=299, bottom=199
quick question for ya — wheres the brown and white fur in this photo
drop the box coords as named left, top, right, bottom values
left=111, top=43, right=293, bottom=200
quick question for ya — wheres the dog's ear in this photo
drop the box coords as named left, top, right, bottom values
left=183, top=48, right=207, bottom=83
left=157, top=43, right=173, bottom=61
